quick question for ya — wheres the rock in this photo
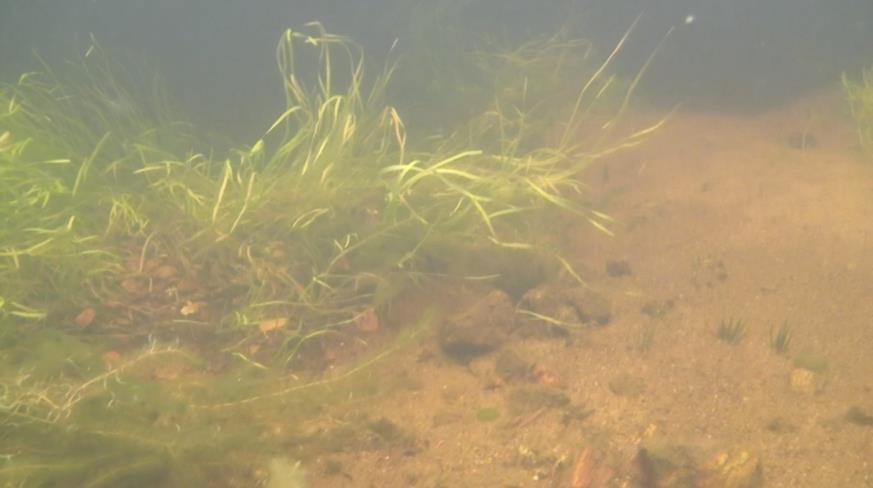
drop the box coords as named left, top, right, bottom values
left=789, top=368, right=825, bottom=395
left=845, top=406, right=873, bottom=426
left=765, top=417, right=794, bottom=433
left=563, top=288, right=612, bottom=326
left=153, top=264, right=178, bottom=279
left=520, top=284, right=567, bottom=318
left=570, top=446, right=614, bottom=488
left=353, top=307, right=380, bottom=333
left=637, top=444, right=762, bottom=488
left=605, top=259, right=632, bottom=277
left=636, top=444, right=698, bottom=488
left=700, top=449, right=763, bottom=488
left=74, top=307, right=96, bottom=327
left=532, top=365, right=563, bottom=387
left=439, top=290, right=515, bottom=361
left=519, top=284, right=613, bottom=330
left=495, top=350, right=533, bottom=383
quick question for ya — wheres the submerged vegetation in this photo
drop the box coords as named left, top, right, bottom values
left=715, top=318, right=746, bottom=345
left=842, top=66, right=873, bottom=157
left=0, top=20, right=659, bottom=485
left=769, top=320, right=792, bottom=354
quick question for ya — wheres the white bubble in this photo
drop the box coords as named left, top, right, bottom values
left=684, top=14, right=695, bottom=25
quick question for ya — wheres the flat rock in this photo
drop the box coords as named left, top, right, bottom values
left=521, top=284, right=612, bottom=328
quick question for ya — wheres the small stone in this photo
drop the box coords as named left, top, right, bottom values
left=570, top=446, right=613, bottom=488
left=520, top=285, right=565, bottom=317
left=700, top=449, right=763, bottom=488
left=153, top=265, right=178, bottom=279
left=353, top=307, right=380, bottom=333
left=845, top=406, right=873, bottom=426
left=120, top=278, right=146, bottom=296
left=102, top=350, right=122, bottom=367
left=789, top=368, right=824, bottom=395
left=636, top=445, right=697, bottom=488
left=180, top=300, right=204, bottom=317
left=532, top=365, right=563, bottom=387
left=519, top=285, right=612, bottom=330
left=259, top=317, right=288, bottom=334
left=553, top=304, right=581, bottom=325
left=765, top=417, right=794, bottom=433
left=74, top=307, right=96, bottom=327
left=606, top=259, right=632, bottom=277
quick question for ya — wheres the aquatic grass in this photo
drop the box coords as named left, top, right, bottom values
left=716, top=317, right=746, bottom=344
left=769, top=320, right=792, bottom=354
left=0, top=17, right=663, bottom=394
left=842, top=67, right=873, bottom=157
left=0, top=40, right=198, bottom=317
left=0, top=342, right=271, bottom=486
left=155, top=20, right=663, bottom=363
left=0, top=19, right=671, bottom=487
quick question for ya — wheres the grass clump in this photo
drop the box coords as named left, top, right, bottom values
left=1, top=21, right=659, bottom=368
left=1, top=18, right=663, bottom=486
left=842, top=67, right=873, bottom=157
left=716, top=317, right=746, bottom=344
left=0, top=44, right=194, bottom=324
left=769, top=320, right=792, bottom=354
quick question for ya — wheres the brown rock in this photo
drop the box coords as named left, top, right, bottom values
left=353, top=307, right=380, bottom=333
left=120, top=278, right=147, bottom=296
left=259, top=317, right=288, bottom=334
left=635, top=444, right=697, bottom=488
left=439, top=290, right=515, bottom=360
left=564, top=288, right=612, bottom=326
left=606, top=259, right=632, bottom=277
left=520, top=284, right=613, bottom=329
left=153, top=265, right=178, bottom=279
left=495, top=350, right=533, bottom=383
left=789, top=368, right=825, bottom=395
left=74, top=307, right=96, bottom=327
left=700, top=450, right=763, bottom=488
left=571, top=446, right=613, bottom=488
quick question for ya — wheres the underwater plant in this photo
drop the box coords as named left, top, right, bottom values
left=716, top=317, right=746, bottom=344
left=1, top=16, right=665, bottom=485
left=842, top=67, right=873, bottom=157
left=180, top=20, right=665, bottom=365
left=1, top=18, right=662, bottom=367
left=769, top=320, right=792, bottom=354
